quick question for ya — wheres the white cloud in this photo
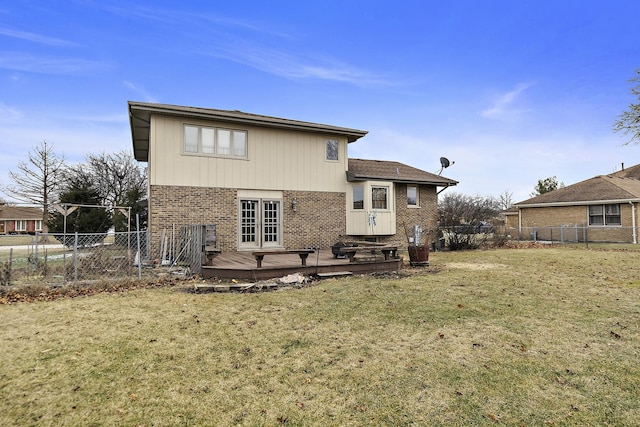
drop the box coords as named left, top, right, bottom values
left=203, top=45, right=391, bottom=87
left=123, top=81, right=158, bottom=103
left=0, top=102, right=22, bottom=122
left=0, top=52, right=111, bottom=74
left=0, top=27, right=80, bottom=47
left=480, top=82, right=533, bottom=120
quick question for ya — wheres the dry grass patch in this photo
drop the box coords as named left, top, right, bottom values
left=1, top=247, right=639, bottom=425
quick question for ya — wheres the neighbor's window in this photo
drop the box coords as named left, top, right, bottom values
left=407, top=186, right=418, bottom=207
left=326, top=139, right=339, bottom=161
left=589, top=204, right=621, bottom=226
left=353, top=185, right=364, bottom=210
left=16, top=220, right=26, bottom=231
left=35, top=220, right=43, bottom=231
left=183, top=124, right=247, bottom=158
left=371, top=186, right=388, bottom=210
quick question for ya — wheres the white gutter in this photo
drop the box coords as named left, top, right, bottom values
left=516, top=198, right=640, bottom=208
left=631, top=201, right=637, bottom=244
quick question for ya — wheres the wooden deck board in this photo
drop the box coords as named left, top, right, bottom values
left=202, top=249, right=402, bottom=280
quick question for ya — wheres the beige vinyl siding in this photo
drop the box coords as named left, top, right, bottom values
left=346, top=181, right=396, bottom=235
left=149, top=115, right=348, bottom=193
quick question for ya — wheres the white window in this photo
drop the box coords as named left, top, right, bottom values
left=407, top=186, right=418, bottom=207
left=589, top=204, right=621, bottom=226
left=183, top=124, right=247, bottom=158
left=372, top=186, right=388, bottom=210
left=184, top=125, right=199, bottom=153
left=353, top=185, right=364, bottom=210
left=326, top=139, right=339, bottom=161
left=16, top=220, right=26, bottom=231
left=35, top=220, right=43, bottom=231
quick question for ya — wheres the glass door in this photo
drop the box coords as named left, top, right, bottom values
left=238, top=199, right=282, bottom=249
left=240, top=199, right=259, bottom=248
left=262, top=200, right=281, bottom=248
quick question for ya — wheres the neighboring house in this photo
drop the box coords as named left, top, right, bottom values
left=0, top=205, right=43, bottom=234
left=128, top=101, right=457, bottom=255
left=509, top=163, right=640, bottom=243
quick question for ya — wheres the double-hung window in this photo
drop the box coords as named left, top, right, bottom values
left=588, top=204, right=621, bottom=226
left=183, top=124, right=247, bottom=158
left=16, top=220, right=26, bottom=231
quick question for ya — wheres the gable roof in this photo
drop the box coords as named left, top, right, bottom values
left=516, top=164, right=640, bottom=207
left=347, top=158, right=458, bottom=187
left=129, top=101, right=368, bottom=162
left=0, top=206, right=42, bottom=220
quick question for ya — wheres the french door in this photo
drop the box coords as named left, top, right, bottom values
left=239, top=199, right=282, bottom=249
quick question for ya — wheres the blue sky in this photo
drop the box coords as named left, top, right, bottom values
left=1, top=0, right=639, bottom=203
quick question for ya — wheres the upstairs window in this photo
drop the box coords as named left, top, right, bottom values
left=326, top=139, right=339, bottom=161
left=589, top=204, right=621, bottom=226
left=183, top=124, right=247, bottom=158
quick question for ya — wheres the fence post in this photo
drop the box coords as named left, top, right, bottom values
left=583, top=227, right=588, bottom=249
left=74, top=232, right=79, bottom=284
left=136, top=214, right=142, bottom=279
left=34, top=232, right=39, bottom=275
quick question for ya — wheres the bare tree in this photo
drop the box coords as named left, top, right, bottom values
left=3, top=140, right=66, bottom=232
left=438, top=192, right=500, bottom=227
left=498, top=190, right=514, bottom=211
left=66, top=151, right=146, bottom=230
left=613, top=69, right=640, bottom=144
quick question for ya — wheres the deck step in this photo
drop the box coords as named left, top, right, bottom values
left=316, top=271, right=353, bottom=278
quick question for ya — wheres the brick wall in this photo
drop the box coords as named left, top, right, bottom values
left=149, top=186, right=237, bottom=256
left=149, top=185, right=346, bottom=256
left=520, top=204, right=635, bottom=227
left=346, top=183, right=439, bottom=247
left=283, top=190, right=346, bottom=249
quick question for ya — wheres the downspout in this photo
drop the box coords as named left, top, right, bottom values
left=630, top=201, right=637, bottom=244
left=437, top=184, right=452, bottom=195
left=518, top=208, right=522, bottom=238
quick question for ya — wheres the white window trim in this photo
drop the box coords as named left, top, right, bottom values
left=407, top=185, right=419, bottom=208
left=371, top=185, right=390, bottom=211
left=588, top=204, right=621, bottom=227
left=15, top=220, right=26, bottom=231
left=182, top=123, right=248, bottom=159
left=325, top=139, right=339, bottom=162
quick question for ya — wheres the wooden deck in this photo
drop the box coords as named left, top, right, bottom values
left=201, top=249, right=403, bottom=281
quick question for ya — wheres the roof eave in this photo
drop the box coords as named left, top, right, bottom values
left=128, top=102, right=368, bottom=162
left=515, top=198, right=640, bottom=208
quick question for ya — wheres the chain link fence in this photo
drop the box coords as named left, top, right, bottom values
left=0, top=231, right=150, bottom=286
left=0, top=224, right=218, bottom=287
left=435, top=224, right=640, bottom=250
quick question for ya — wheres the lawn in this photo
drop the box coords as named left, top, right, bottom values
left=1, top=247, right=639, bottom=426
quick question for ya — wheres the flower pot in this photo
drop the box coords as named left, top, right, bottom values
left=408, top=245, right=429, bottom=266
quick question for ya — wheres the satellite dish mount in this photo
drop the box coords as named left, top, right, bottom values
left=437, top=157, right=454, bottom=175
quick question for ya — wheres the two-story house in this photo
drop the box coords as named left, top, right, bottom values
left=128, top=102, right=457, bottom=256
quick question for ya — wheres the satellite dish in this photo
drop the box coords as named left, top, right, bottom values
left=437, top=157, right=454, bottom=175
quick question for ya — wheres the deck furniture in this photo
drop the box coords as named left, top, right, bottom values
left=252, top=249, right=315, bottom=268
left=340, top=245, right=398, bottom=263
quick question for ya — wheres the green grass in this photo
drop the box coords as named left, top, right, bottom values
left=1, top=247, right=639, bottom=426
